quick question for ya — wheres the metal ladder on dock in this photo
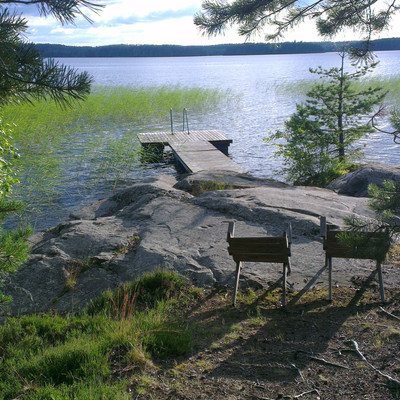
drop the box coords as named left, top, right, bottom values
left=170, top=108, right=189, bottom=134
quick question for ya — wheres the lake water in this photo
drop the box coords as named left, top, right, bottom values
left=8, top=51, right=400, bottom=230
left=60, top=51, right=400, bottom=178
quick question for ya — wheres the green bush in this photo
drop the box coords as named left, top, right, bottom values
left=267, top=52, right=386, bottom=186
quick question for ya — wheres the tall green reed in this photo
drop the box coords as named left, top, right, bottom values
left=277, top=74, right=400, bottom=104
left=1, top=85, right=227, bottom=228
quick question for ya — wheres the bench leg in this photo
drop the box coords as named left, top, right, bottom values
left=328, top=257, right=332, bottom=301
left=282, top=263, right=287, bottom=307
left=377, top=260, right=386, bottom=303
left=232, top=261, right=241, bottom=307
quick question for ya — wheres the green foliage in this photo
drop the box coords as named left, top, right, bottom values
left=344, top=179, right=400, bottom=238
left=0, top=1, right=102, bottom=106
left=88, top=269, right=191, bottom=316
left=266, top=53, right=386, bottom=186
left=0, top=119, right=32, bottom=305
left=388, top=107, right=400, bottom=143
left=369, top=180, right=400, bottom=224
left=337, top=229, right=391, bottom=262
left=391, top=108, right=400, bottom=131
left=0, top=119, right=19, bottom=197
left=0, top=271, right=194, bottom=400
left=194, top=1, right=399, bottom=51
left=342, top=180, right=400, bottom=257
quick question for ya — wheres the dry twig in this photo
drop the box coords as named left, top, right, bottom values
left=293, top=389, right=320, bottom=399
left=298, top=351, right=349, bottom=369
left=346, top=340, right=400, bottom=390
left=288, top=362, right=305, bottom=382
left=379, top=306, right=400, bottom=322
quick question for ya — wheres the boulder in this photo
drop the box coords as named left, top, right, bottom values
left=328, top=164, right=400, bottom=197
left=3, top=172, right=399, bottom=316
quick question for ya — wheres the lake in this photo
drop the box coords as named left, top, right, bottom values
left=60, top=51, right=400, bottom=177
left=7, top=51, right=400, bottom=229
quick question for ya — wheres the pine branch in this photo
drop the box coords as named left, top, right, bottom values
left=195, top=0, right=400, bottom=56
left=0, top=0, right=104, bottom=24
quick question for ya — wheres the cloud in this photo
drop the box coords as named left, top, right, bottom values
left=12, top=0, right=400, bottom=47
left=20, top=1, right=215, bottom=46
left=104, top=6, right=198, bottom=27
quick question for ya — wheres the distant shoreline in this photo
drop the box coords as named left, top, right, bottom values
left=36, top=38, right=400, bottom=58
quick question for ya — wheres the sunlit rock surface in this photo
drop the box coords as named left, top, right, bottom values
left=3, top=172, right=399, bottom=315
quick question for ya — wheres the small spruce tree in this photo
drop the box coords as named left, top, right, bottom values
left=266, top=52, right=387, bottom=186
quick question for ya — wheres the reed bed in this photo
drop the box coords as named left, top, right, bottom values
left=3, top=85, right=225, bottom=138
left=1, top=86, right=227, bottom=229
left=278, top=74, right=400, bottom=105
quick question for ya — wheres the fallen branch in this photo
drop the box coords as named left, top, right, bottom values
left=288, top=362, right=305, bottom=382
left=293, top=389, right=320, bottom=399
left=299, top=352, right=349, bottom=369
left=346, top=340, right=400, bottom=390
left=379, top=306, right=400, bottom=322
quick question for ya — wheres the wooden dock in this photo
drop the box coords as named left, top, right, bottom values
left=137, top=130, right=246, bottom=174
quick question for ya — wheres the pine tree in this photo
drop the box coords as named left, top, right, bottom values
left=266, top=52, right=386, bottom=186
left=0, top=1, right=102, bottom=106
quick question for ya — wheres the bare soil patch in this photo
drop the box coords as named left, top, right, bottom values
left=129, top=278, right=400, bottom=400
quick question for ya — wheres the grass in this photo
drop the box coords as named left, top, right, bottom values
left=189, top=181, right=236, bottom=196
left=0, top=270, right=198, bottom=400
left=1, top=270, right=400, bottom=399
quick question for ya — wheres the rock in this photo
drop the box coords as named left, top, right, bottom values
left=328, top=164, right=400, bottom=197
left=173, top=170, right=287, bottom=194
left=3, top=172, right=399, bottom=316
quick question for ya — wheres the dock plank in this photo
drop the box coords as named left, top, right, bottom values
left=137, top=130, right=232, bottom=145
left=137, top=129, right=245, bottom=174
left=170, top=141, right=246, bottom=174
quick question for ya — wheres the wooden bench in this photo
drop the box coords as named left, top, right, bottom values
left=227, top=222, right=292, bottom=306
left=320, top=216, right=390, bottom=303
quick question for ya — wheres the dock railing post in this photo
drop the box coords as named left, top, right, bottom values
left=183, top=108, right=189, bottom=134
left=170, top=108, right=174, bottom=134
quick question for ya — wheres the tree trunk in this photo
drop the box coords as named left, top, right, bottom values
left=338, top=53, right=345, bottom=161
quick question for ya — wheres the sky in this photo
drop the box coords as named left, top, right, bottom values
left=12, top=0, right=400, bottom=47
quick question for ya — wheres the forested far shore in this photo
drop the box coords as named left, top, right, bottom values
left=36, top=38, right=400, bottom=58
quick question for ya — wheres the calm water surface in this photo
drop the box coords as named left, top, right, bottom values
left=60, top=51, right=400, bottom=178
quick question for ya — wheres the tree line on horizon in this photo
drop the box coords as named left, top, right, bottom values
left=36, top=38, right=400, bottom=58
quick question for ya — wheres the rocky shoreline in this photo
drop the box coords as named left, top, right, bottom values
left=3, top=165, right=400, bottom=316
